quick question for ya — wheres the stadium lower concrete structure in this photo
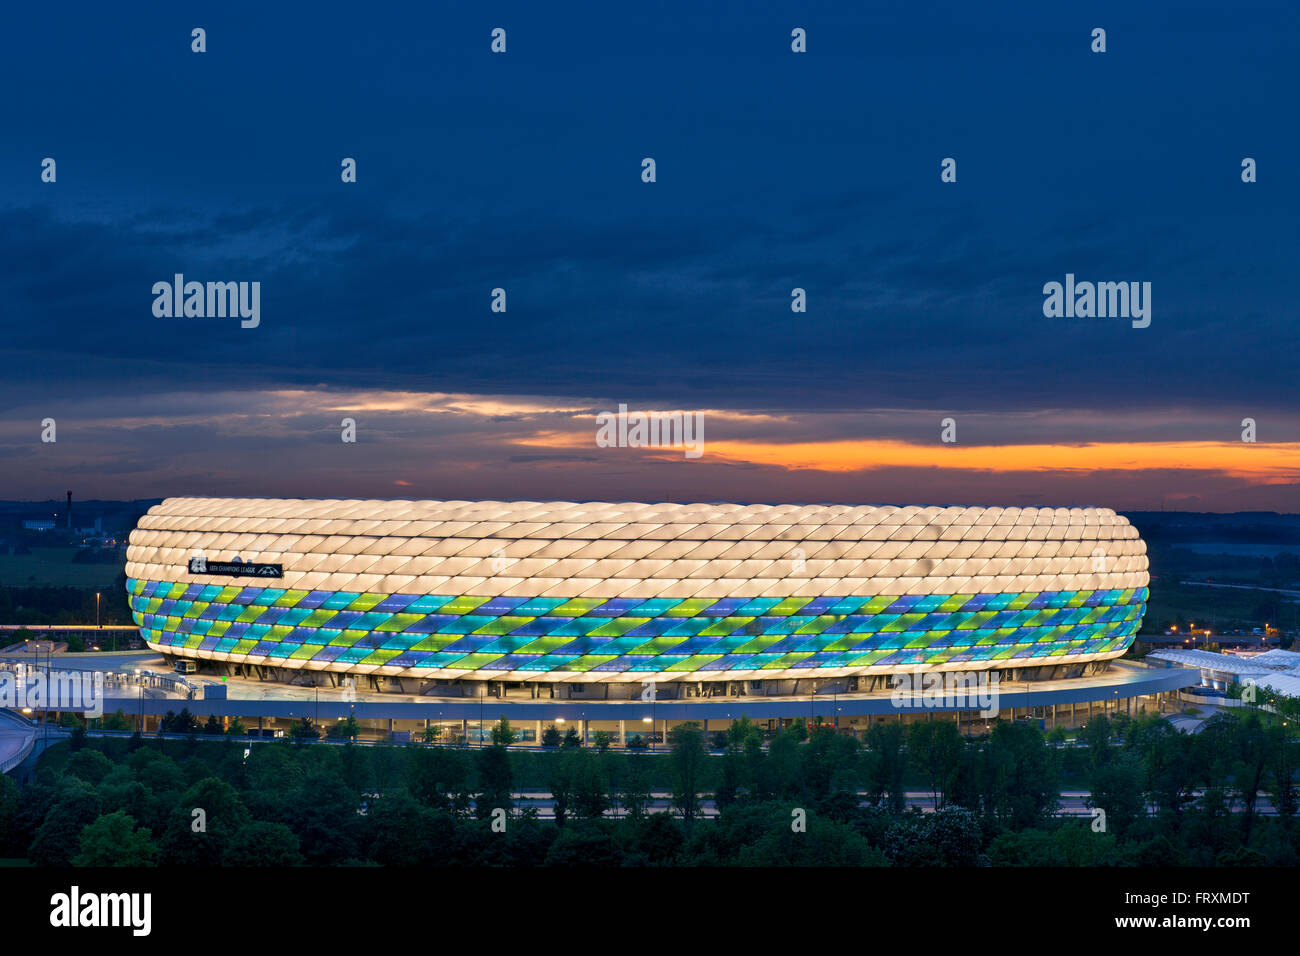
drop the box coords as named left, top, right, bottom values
left=1, top=651, right=1202, bottom=746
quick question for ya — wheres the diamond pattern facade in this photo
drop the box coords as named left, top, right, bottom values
left=125, top=498, right=1149, bottom=680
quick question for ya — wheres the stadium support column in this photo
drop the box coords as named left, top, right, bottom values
left=618, top=719, right=626, bottom=746
left=535, top=720, right=542, bottom=747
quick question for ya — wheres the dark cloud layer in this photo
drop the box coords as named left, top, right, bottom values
left=0, top=1, right=1296, bottom=505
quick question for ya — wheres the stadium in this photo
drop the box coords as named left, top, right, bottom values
left=108, top=498, right=1198, bottom=741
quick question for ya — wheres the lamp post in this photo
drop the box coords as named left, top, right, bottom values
left=41, top=643, right=48, bottom=749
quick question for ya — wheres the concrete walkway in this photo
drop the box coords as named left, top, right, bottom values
left=0, top=710, right=37, bottom=774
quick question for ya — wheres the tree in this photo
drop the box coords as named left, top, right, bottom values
left=908, top=719, right=964, bottom=809
left=285, top=772, right=361, bottom=865
left=983, top=720, right=1059, bottom=829
left=0, top=774, right=18, bottom=857
left=474, top=745, right=515, bottom=819
left=1144, top=721, right=1195, bottom=827
left=1087, top=752, right=1146, bottom=839
left=224, top=821, right=304, bottom=867
left=28, top=782, right=103, bottom=866
left=617, top=756, right=653, bottom=820
left=864, top=721, right=907, bottom=814
left=160, top=708, right=202, bottom=734
left=562, top=726, right=582, bottom=748
left=573, top=751, right=611, bottom=820
left=202, top=714, right=224, bottom=735
left=630, top=812, right=684, bottom=865
left=1266, top=723, right=1298, bottom=818
left=490, top=717, right=516, bottom=746
left=727, top=716, right=762, bottom=752
left=290, top=717, right=321, bottom=741
left=1228, top=711, right=1270, bottom=843
left=669, top=721, right=707, bottom=827
left=715, top=751, right=744, bottom=810
left=327, top=715, right=362, bottom=739
left=408, top=747, right=471, bottom=812
left=541, top=726, right=562, bottom=748
left=158, top=777, right=251, bottom=866
left=544, top=823, right=621, bottom=866
left=64, top=748, right=113, bottom=785
left=1082, top=714, right=1112, bottom=768
left=99, top=709, right=132, bottom=732
left=74, top=811, right=157, bottom=866
left=225, top=716, right=246, bottom=737
left=592, top=730, right=612, bottom=752
left=548, top=752, right=579, bottom=827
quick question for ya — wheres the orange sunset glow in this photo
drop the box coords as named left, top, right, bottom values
left=518, top=432, right=1300, bottom=483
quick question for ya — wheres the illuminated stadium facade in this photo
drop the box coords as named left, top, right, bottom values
left=125, top=498, right=1152, bottom=701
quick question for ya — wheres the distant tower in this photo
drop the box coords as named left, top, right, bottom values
left=66, top=490, right=72, bottom=530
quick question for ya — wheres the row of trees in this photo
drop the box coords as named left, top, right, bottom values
left=3, top=708, right=1298, bottom=866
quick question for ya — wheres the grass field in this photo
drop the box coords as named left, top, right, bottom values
left=0, top=547, right=124, bottom=588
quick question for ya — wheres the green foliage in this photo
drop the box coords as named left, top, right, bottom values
left=159, top=708, right=202, bottom=735
left=327, top=715, right=362, bottom=740
left=289, top=717, right=321, bottom=740
left=0, top=774, right=19, bottom=857
left=3, top=706, right=1294, bottom=868
left=28, top=780, right=102, bottom=866
left=490, top=717, right=516, bottom=746
left=224, top=820, right=304, bottom=867
left=545, top=822, right=621, bottom=866
left=98, top=709, right=132, bottom=732
left=74, top=810, right=156, bottom=866
left=474, top=745, right=515, bottom=819
left=668, top=721, right=707, bottom=826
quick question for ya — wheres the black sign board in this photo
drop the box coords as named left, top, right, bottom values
left=188, top=557, right=283, bottom=578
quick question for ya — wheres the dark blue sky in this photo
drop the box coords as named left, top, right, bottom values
left=2, top=1, right=1298, bottom=509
